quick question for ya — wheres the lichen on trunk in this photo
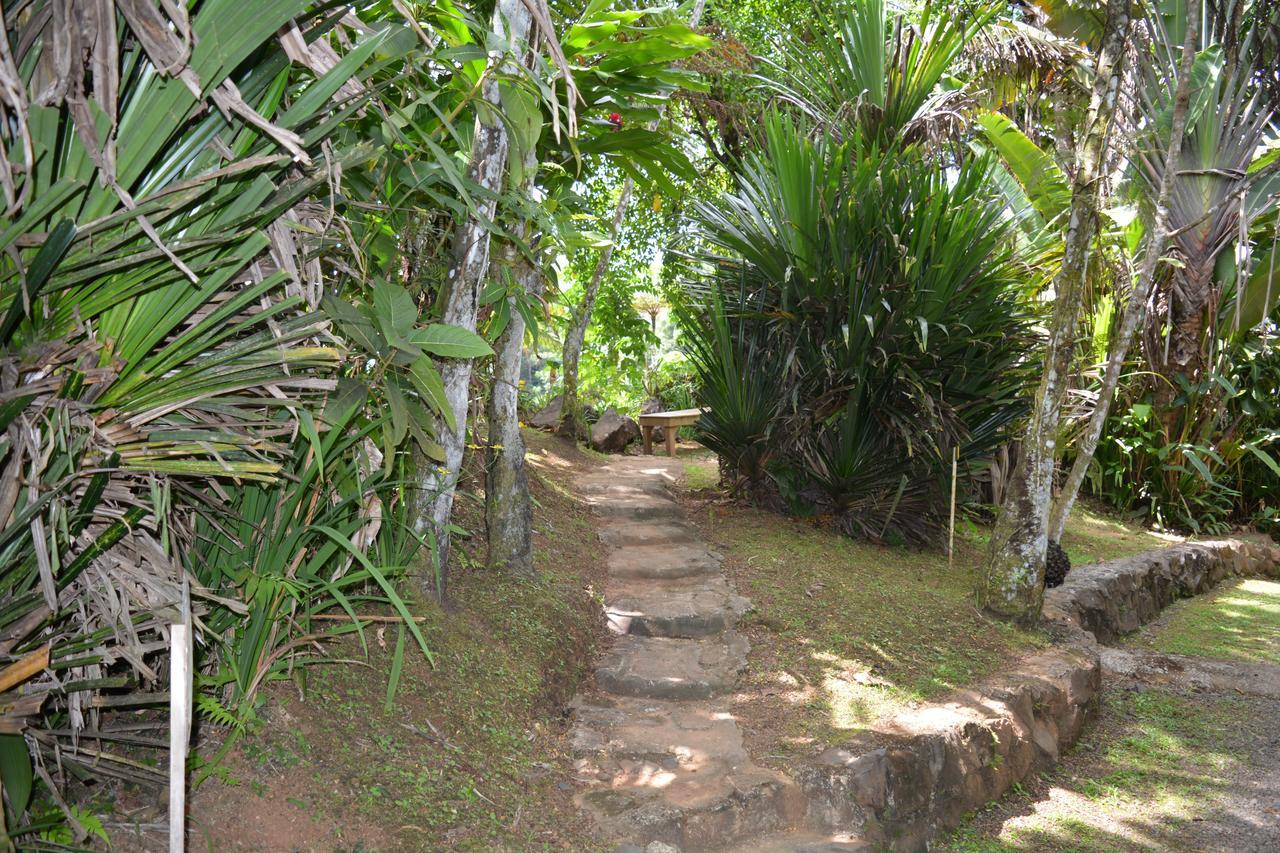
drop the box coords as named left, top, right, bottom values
left=485, top=233, right=541, bottom=575
left=979, top=0, right=1132, bottom=626
left=416, top=0, right=533, bottom=600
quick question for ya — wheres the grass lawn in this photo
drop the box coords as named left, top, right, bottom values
left=941, top=687, right=1270, bottom=851
left=1120, top=576, right=1280, bottom=665
left=174, top=430, right=610, bottom=852
left=675, top=451, right=1169, bottom=765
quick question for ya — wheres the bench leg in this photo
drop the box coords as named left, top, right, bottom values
left=642, top=425, right=653, bottom=455
left=665, top=427, right=676, bottom=457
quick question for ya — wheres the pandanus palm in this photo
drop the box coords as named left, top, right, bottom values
left=760, top=0, right=1001, bottom=145
left=0, top=0, right=486, bottom=830
left=681, top=114, right=1033, bottom=542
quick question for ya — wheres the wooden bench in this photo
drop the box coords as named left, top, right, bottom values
left=638, top=408, right=705, bottom=456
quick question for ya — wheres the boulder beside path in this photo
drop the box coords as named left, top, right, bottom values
left=591, top=409, right=641, bottom=453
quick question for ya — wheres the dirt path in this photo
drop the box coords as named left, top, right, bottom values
left=569, top=456, right=864, bottom=852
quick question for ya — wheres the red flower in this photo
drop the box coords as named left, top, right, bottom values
left=608, top=112, right=623, bottom=129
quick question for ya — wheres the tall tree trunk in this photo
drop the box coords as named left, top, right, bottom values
left=485, top=227, right=542, bottom=574
left=1049, top=11, right=1200, bottom=543
left=557, top=178, right=632, bottom=439
left=556, top=0, right=705, bottom=440
left=416, top=0, right=532, bottom=601
left=978, top=0, right=1132, bottom=627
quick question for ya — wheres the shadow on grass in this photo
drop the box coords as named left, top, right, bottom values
left=1123, top=578, right=1280, bottom=666
left=941, top=687, right=1275, bottom=852
left=674, top=479, right=1044, bottom=760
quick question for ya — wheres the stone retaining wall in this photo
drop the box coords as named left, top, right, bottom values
left=1044, top=539, right=1280, bottom=644
left=792, top=537, right=1280, bottom=850
left=793, top=630, right=1099, bottom=848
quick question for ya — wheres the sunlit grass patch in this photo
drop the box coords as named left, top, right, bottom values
left=683, top=456, right=721, bottom=491
left=1122, top=577, right=1280, bottom=665
left=687, top=500, right=1045, bottom=755
left=1058, top=504, right=1174, bottom=565
left=675, top=470, right=1175, bottom=765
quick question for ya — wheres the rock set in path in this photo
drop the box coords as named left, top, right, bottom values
left=569, top=457, right=866, bottom=852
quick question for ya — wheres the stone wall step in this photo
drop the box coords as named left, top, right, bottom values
left=571, top=696, right=750, bottom=767
left=1102, top=648, right=1280, bottom=698
left=600, top=520, right=702, bottom=548
left=578, top=767, right=799, bottom=852
left=595, top=634, right=749, bottom=700
left=590, top=497, right=685, bottom=521
left=608, top=544, right=723, bottom=580
left=606, top=578, right=751, bottom=638
left=577, top=478, right=670, bottom=500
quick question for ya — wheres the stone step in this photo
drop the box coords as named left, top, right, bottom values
left=589, top=496, right=684, bottom=522
left=577, top=476, right=670, bottom=497
left=606, top=577, right=751, bottom=638
left=726, top=831, right=871, bottom=852
left=578, top=764, right=800, bottom=853
left=600, top=520, right=702, bottom=548
left=608, top=544, right=722, bottom=580
left=595, top=634, right=749, bottom=700
left=571, top=695, right=750, bottom=766
left=1101, top=648, right=1280, bottom=698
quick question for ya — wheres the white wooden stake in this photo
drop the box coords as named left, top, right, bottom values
left=169, top=583, right=193, bottom=853
left=948, top=446, right=959, bottom=569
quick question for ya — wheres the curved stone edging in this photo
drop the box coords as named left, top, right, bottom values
left=789, top=537, right=1280, bottom=851
left=790, top=627, right=1099, bottom=849
left=1044, top=539, right=1280, bottom=644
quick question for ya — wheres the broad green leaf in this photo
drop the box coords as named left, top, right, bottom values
left=408, top=356, right=456, bottom=432
left=976, top=112, right=1070, bottom=226
left=0, top=734, right=33, bottom=822
left=324, top=377, right=370, bottom=426
left=1247, top=444, right=1280, bottom=477
left=385, top=379, right=410, bottom=447
left=411, top=324, right=493, bottom=359
left=324, top=295, right=387, bottom=357
left=500, top=82, right=543, bottom=186
left=372, top=280, right=423, bottom=355
left=1233, top=240, right=1280, bottom=333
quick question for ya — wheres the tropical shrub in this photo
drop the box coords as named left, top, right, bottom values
left=679, top=115, right=1035, bottom=543
left=1089, top=325, right=1280, bottom=537
left=0, top=0, right=496, bottom=836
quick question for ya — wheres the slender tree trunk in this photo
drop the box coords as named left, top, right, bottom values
left=484, top=91, right=543, bottom=574
left=556, top=0, right=705, bottom=440
left=486, top=227, right=542, bottom=574
left=1049, top=12, right=1200, bottom=543
left=557, top=178, right=632, bottom=439
left=416, top=0, right=532, bottom=601
left=978, top=0, right=1131, bottom=627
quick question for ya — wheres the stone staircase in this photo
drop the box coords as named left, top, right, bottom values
left=570, top=457, right=863, bottom=851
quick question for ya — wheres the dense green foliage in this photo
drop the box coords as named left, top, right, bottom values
left=676, top=0, right=1280, bottom=547
left=1091, top=329, right=1280, bottom=535
left=681, top=116, right=1034, bottom=542
left=0, top=2, right=489, bottom=836
left=0, top=0, right=706, bottom=839
left=1, top=0, right=1279, bottom=842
